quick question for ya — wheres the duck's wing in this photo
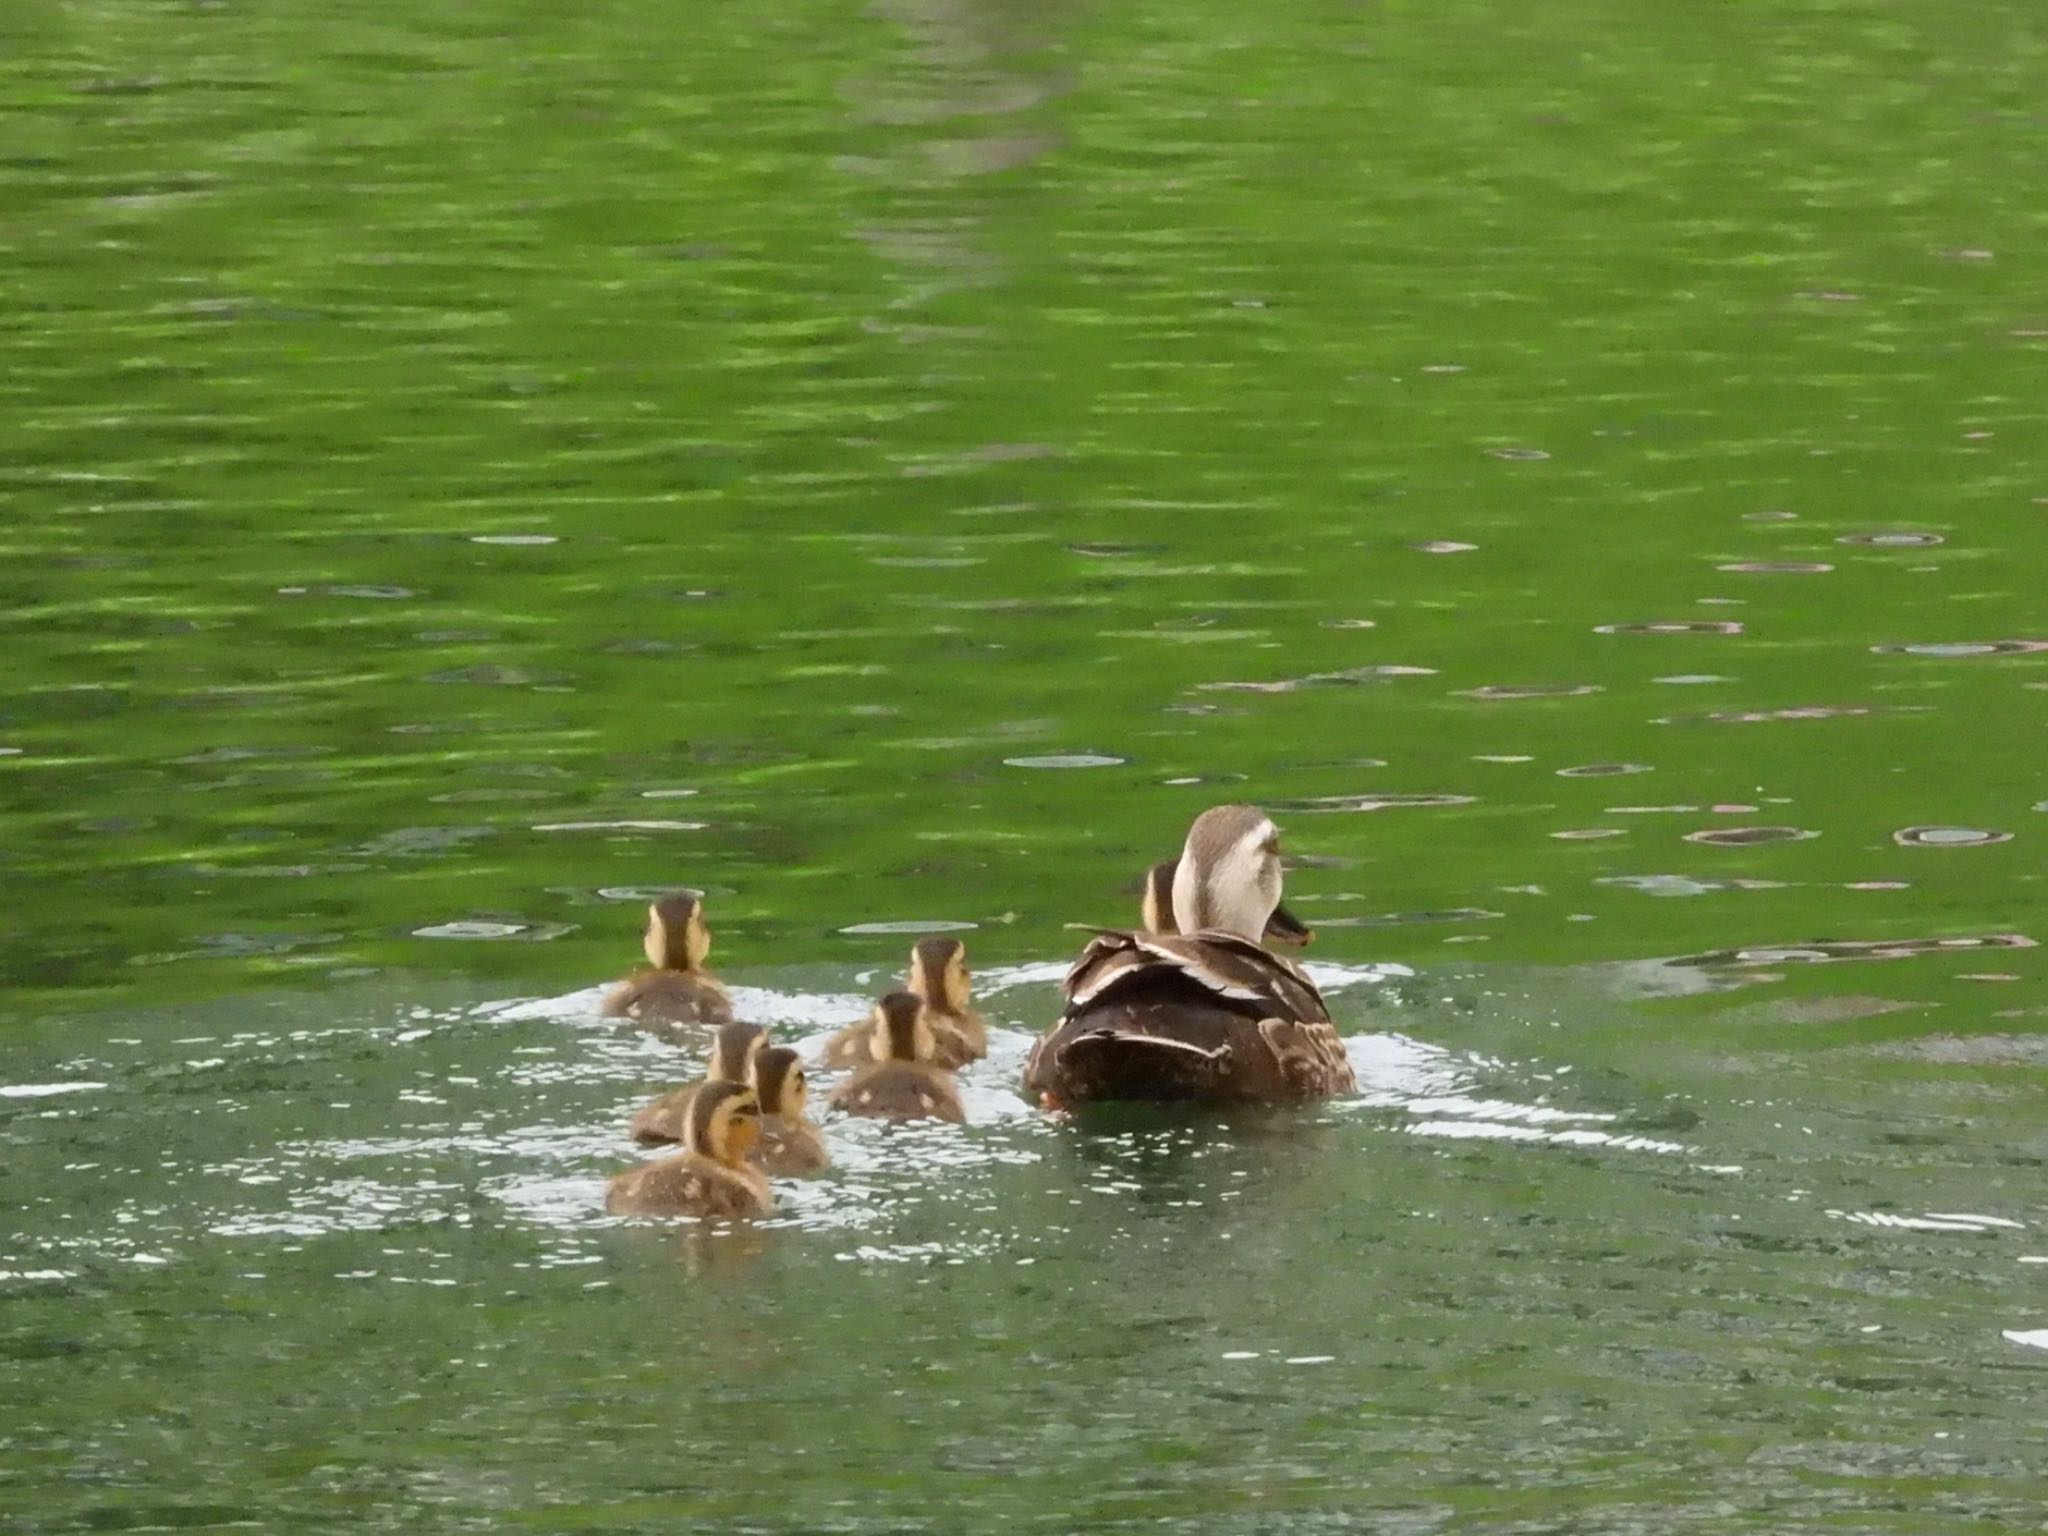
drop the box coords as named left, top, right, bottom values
left=1257, top=1016, right=1357, bottom=1098
left=1062, top=929, right=1330, bottom=1022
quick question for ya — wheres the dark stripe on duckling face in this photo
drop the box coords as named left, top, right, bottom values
left=874, top=990, right=928, bottom=1062
left=707, top=1021, right=768, bottom=1081
left=752, top=1045, right=804, bottom=1116
left=646, top=892, right=708, bottom=970
left=909, top=936, right=970, bottom=1013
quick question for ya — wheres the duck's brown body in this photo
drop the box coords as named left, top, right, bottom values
left=628, top=1081, right=702, bottom=1144
left=828, top=1062, right=966, bottom=1123
left=605, top=1151, right=772, bottom=1219
left=759, top=1115, right=830, bottom=1174
left=603, top=972, right=733, bottom=1039
left=606, top=1080, right=774, bottom=1220
left=1024, top=930, right=1353, bottom=1107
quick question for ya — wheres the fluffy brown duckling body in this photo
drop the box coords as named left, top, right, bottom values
left=751, top=1046, right=829, bottom=1176
left=605, top=1081, right=773, bottom=1220
left=629, top=1022, right=766, bottom=1145
left=602, top=894, right=734, bottom=1041
left=820, top=936, right=985, bottom=1070
left=827, top=992, right=966, bottom=1124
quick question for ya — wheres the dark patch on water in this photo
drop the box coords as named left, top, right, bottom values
left=1669, top=933, right=2034, bottom=967
left=1870, top=640, right=2048, bottom=657
left=1598, top=874, right=1787, bottom=896
left=1683, top=826, right=1818, bottom=846
left=1270, top=794, right=1477, bottom=813
left=1458, top=684, right=1603, bottom=700
left=1199, top=666, right=1435, bottom=693
left=1892, top=826, right=2013, bottom=848
left=1596, top=621, right=1744, bottom=636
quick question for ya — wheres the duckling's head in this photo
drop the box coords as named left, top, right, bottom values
left=643, top=893, right=712, bottom=972
left=1140, top=859, right=1181, bottom=934
left=1170, top=804, right=1291, bottom=942
left=907, top=936, right=972, bottom=1014
left=870, top=990, right=935, bottom=1064
left=686, top=1080, right=762, bottom=1167
left=752, top=1046, right=807, bottom=1119
left=706, top=1021, right=769, bottom=1084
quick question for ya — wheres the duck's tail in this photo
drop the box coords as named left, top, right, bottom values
left=1045, top=1029, right=1235, bottom=1104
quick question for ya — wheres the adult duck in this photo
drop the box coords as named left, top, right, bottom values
left=1024, top=805, right=1354, bottom=1107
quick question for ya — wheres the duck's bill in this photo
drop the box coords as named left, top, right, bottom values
left=1263, top=902, right=1314, bottom=946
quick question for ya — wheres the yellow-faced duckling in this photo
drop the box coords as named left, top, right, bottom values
left=819, top=935, right=986, bottom=1070
left=1142, top=857, right=1314, bottom=946
left=605, top=1081, right=773, bottom=1220
left=629, top=1021, right=767, bottom=1145
left=602, top=893, right=734, bottom=1042
left=827, top=991, right=966, bottom=1124
left=1025, top=806, right=1353, bottom=1108
left=751, top=1045, right=829, bottom=1176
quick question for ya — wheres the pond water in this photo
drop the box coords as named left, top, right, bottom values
left=3, top=0, right=2045, bottom=1529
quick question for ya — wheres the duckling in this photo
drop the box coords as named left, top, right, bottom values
left=1025, top=805, right=1354, bottom=1107
left=628, top=1021, right=767, bottom=1144
left=605, top=1080, right=773, bottom=1219
left=601, top=893, right=734, bottom=1042
left=751, top=1046, right=829, bottom=1175
left=827, top=991, right=966, bottom=1124
left=818, top=935, right=986, bottom=1070
left=1143, top=857, right=1314, bottom=945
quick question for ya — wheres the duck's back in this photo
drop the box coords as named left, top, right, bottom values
left=627, top=1080, right=704, bottom=1144
left=603, top=971, right=733, bottom=1036
left=928, top=1008, right=987, bottom=1069
left=817, top=1017, right=873, bottom=1070
left=758, top=1116, right=830, bottom=1175
left=604, top=1151, right=771, bottom=1219
left=828, top=1063, right=965, bottom=1124
left=1025, top=930, right=1352, bottom=1106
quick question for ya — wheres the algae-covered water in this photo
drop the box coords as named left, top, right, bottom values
left=3, top=0, right=2045, bottom=1529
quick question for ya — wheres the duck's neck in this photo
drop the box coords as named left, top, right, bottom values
left=1170, top=869, right=1271, bottom=940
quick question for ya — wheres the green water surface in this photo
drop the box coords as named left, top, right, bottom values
left=3, top=0, right=2045, bottom=1530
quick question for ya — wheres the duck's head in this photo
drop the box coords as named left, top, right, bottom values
left=1169, top=805, right=1313, bottom=944
left=907, top=936, right=972, bottom=1015
left=686, top=1080, right=762, bottom=1167
left=1140, top=859, right=1181, bottom=935
left=643, top=893, right=712, bottom=972
left=1146, top=853, right=1311, bottom=944
left=751, top=1045, right=807, bottom=1120
left=869, top=990, right=936, bottom=1064
left=706, top=1021, right=769, bottom=1083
